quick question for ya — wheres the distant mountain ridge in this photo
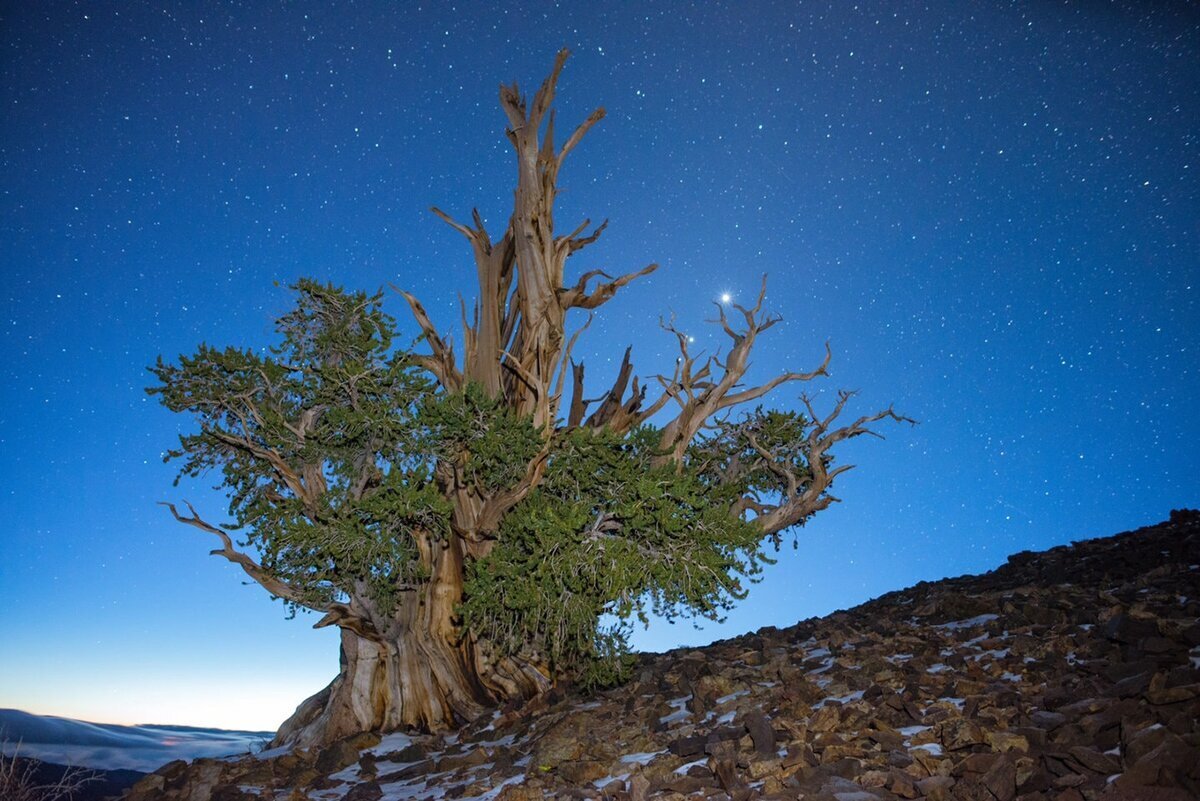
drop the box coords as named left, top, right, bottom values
left=0, top=708, right=272, bottom=772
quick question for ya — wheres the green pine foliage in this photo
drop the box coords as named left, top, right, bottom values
left=462, top=425, right=767, bottom=687
left=149, top=281, right=812, bottom=686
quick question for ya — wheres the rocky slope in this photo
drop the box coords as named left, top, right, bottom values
left=124, top=511, right=1200, bottom=801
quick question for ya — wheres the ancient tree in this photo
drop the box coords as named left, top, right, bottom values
left=149, top=50, right=911, bottom=748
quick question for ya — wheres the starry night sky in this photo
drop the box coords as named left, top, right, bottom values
left=2, top=2, right=1196, bottom=730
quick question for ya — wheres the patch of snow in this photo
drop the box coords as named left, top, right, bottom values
left=807, top=657, right=835, bottom=676
left=715, top=711, right=737, bottom=725
left=807, top=646, right=832, bottom=658
left=911, top=742, right=944, bottom=756
left=367, top=732, right=416, bottom=756
left=715, top=690, right=749, bottom=705
left=1001, top=672, right=1023, bottom=683
left=462, top=774, right=524, bottom=801
left=674, top=757, right=708, bottom=775
left=814, top=690, right=865, bottom=709
left=897, top=725, right=931, bottom=738
left=251, top=743, right=294, bottom=760
left=1104, top=746, right=1121, bottom=756
left=934, top=614, right=999, bottom=631
left=969, top=648, right=1010, bottom=662
left=926, top=663, right=951, bottom=674
left=620, top=751, right=663, bottom=765
left=472, top=733, right=518, bottom=749
left=592, top=772, right=630, bottom=790
left=330, top=762, right=363, bottom=782
left=659, top=709, right=690, bottom=725
left=937, top=697, right=966, bottom=710
left=884, top=653, right=914, bottom=664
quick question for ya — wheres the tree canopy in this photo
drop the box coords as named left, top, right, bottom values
left=149, top=50, right=910, bottom=745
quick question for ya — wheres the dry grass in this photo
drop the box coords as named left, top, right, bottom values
left=0, top=741, right=98, bottom=801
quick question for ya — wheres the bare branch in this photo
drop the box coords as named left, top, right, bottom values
left=558, top=107, right=606, bottom=166
left=584, top=346, right=637, bottom=429
left=561, top=262, right=659, bottom=310
left=315, top=603, right=380, bottom=640
left=159, top=501, right=326, bottom=611
left=567, top=361, right=588, bottom=427
left=717, top=342, right=832, bottom=410
left=553, top=314, right=593, bottom=425
left=747, top=397, right=916, bottom=535
left=430, top=206, right=475, bottom=240
left=557, top=218, right=609, bottom=256
left=207, top=427, right=310, bottom=502
left=531, top=49, right=570, bottom=126
left=393, top=286, right=462, bottom=391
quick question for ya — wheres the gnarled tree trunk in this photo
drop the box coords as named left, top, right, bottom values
left=273, top=536, right=548, bottom=749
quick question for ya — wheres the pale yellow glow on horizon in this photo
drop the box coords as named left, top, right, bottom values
left=0, top=675, right=331, bottom=731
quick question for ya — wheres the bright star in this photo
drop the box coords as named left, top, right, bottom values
left=719, top=292, right=732, bottom=304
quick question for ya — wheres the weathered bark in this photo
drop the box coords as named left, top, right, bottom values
left=273, top=536, right=548, bottom=749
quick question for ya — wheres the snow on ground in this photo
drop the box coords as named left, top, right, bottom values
left=932, top=614, right=1000, bottom=631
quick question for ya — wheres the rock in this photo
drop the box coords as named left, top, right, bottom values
left=1066, top=745, right=1120, bottom=775
left=530, top=712, right=589, bottom=769
left=743, top=710, right=777, bottom=756
left=707, top=739, right=749, bottom=800
left=629, top=771, right=650, bottom=801
left=939, top=718, right=985, bottom=750
left=342, top=781, right=383, bottom=801
left=1104, top=614, right=1160, bottom=644
left=810, top=704, right=841, bottom=732
left=667, top=734, right=706, bottom=758
left=985, top=730, right=1029, bottom=753
left=887, top=769, right=918, bottom=799
left=982, top=754, right=1018, bottom=801
left=315, top=738, right=363, bottom=773
left=436, top=746, right=491, bottom=771
left=916, top=774, right=956, bottom=801
left=1029, top=710, right=1066, bottom=730
left=1118, top=732, right=1200, bottom=792
left=558, top=760, right=608, bottom=783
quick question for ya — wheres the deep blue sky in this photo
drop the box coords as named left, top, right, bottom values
left=2, top=2, right=1196, bottom=730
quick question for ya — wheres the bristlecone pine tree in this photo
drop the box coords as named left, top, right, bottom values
left=150, top=50, right=912, bottom=748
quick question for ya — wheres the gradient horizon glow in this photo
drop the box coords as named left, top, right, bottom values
left=2, top=2, right=1196, bottom=730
